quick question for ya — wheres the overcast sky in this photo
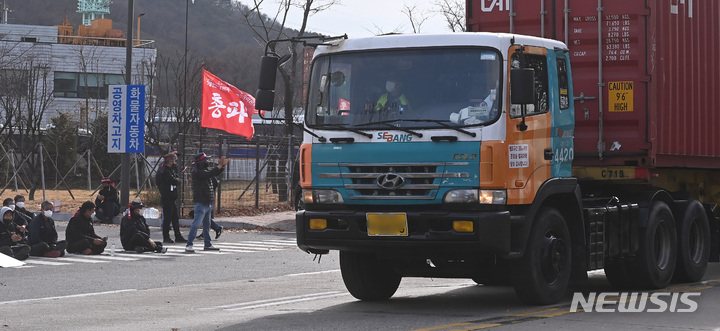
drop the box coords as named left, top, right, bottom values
left=257, top=0, right=456, bottom=38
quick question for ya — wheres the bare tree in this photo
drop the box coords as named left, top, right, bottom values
left=143, top=51, right=204, bottom=154
left=0, top=54, right=55, bottom=199
left=401, top=2, right=430, bottom=33
left=238, top=0, right=341, bottom=202
left=433, top=0, right=466, bottom=32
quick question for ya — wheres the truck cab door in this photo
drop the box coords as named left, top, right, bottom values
left=505, top=45, right=553, bottom=205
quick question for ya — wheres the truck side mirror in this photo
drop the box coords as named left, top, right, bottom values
left=255, top=55, right=279, bottom=112
left=510, top=68, right=535, bottom=105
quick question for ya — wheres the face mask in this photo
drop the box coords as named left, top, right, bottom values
left=7, top=204, right=14, bottom=210
left=43, top=210, right=53, bottom=218
left=16, top=202, right=24, bottom=209
left=385, top=81, right=396, bottom=93
left=91, top=212, right=96, bottom=219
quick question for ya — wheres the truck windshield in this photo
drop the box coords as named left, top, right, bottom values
left=306, top=48, right=502, bottom=129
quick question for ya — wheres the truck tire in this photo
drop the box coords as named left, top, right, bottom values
left=511, top=208, right=571, bottom=305
left=340, top=251, right=401, bottom=301
left=674, top=200, right=710, bottom=282
left=603, top=260, right=634, bottom=289
left=634, top=201, right=677, bottom=288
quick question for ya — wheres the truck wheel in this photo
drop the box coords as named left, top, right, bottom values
left=511, top=208, right=571, bottom=305
left=674, top=200, right=710, bottom=282
left=604, top=260, right=634, bottom=289
left=634, top=201, right=677, bottom=288
left=340, top=251, right=401, bottom=301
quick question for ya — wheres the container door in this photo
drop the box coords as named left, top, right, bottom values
left=559, top=0, right=649, bottom=166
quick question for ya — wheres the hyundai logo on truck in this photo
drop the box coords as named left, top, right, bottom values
left=376, top=173, right=405, bottom=190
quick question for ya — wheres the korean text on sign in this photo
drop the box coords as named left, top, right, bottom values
left=107, top=85, right=145, bottom=153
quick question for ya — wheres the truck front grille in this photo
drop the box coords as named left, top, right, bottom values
left=318, top=162, right=469, bottom=200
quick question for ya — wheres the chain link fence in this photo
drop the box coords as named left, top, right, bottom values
left=173, top=133, right=300, bottom=217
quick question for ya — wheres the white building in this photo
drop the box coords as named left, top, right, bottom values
left=0, top=21, right=156, bottom=128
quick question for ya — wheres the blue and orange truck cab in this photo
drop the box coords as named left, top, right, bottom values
left=255, top=30, right=719, bottom=305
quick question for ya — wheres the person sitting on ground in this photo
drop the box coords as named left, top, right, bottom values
left=2, top=198, right=14, bottom=209
left=66, top=201, right=107, bottom=255
left=0, top=206, right=30, bottom=261
left=14, top=194, right=35, bottom=221
left=28, top=201, right=67, bottom=258
left=10, top=195, right=32, bottom=239
left=120, top=201, right=167, bottom=254
left=95, top=178, right=120, bottom=223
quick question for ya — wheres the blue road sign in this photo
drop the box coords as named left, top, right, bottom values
left=108, top=85, right=145, bottom=153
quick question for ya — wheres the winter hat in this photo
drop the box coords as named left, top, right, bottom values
left=192, top=152, right=210, bottom=165
left=1, top=206, right=13, bottom=218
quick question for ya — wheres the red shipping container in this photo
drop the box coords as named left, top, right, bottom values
left=467, top=0, right=720, bottom=169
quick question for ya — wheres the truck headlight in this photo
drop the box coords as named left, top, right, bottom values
left=443, top=189, right=506, bottom=204
left=303, top=189, right=345, bottom=204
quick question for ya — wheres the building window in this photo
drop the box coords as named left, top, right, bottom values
left=53, top=72, right=125, bottom=99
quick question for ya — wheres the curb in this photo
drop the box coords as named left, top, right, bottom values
left=51, top=212, right=296, bottom=231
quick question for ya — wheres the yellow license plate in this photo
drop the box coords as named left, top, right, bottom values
left=366, top=213, right=408, bottom=236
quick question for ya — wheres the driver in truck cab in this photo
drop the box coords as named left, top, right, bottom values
left=375, top=74, right=411, bottom=113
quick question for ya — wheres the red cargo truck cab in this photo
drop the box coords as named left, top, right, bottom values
left=468, top=0, right=720, bottom=168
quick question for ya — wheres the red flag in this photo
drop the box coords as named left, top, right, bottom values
left=201, top=69, right=256, bottom=139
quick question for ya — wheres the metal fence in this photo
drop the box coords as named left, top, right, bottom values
left=174, top=133, right=300, bottom=217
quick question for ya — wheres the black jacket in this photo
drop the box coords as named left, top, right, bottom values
left=120, top=213, right=150, bottom=249
left=28, top=214, right=58, bottom=246
left=66, top=213, right=101, bottom=243
left=0, top=219, right=19, bottom=247
left=12, top=208, right=31, bottom=229
left=191, top=165, right=224, bottom=204
left=157, top=164, right=181, bottom=203
left=14, top=206, right=34, bottom=221
left=95, top=185, right=119, bottom=207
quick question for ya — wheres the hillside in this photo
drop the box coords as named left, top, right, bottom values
left=2, top=0, right=299, bottom=98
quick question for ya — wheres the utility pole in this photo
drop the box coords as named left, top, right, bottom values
left=121, top=0, right=135, bottom=207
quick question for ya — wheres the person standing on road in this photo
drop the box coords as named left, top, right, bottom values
left=95, top=178, right=120, bottom=223
left=28, top=201, right=67, bottom=258
left=0, top=206, right=30, bottom=260
left=66, top=201, right=107, bottom=255
left=156, top=152, right=186, bottom=243
left=185, top=152, right=228, bottom=253
left=120, top=201, right=167, bottom=253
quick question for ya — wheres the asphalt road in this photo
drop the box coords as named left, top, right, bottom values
left=1, top=223, right=719, bottom=330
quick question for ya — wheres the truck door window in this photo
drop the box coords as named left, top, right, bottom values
left=557, top=56, right=570, bottom=110
left=510, top=53, right=549, bottom=117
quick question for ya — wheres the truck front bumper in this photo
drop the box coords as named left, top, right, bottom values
left=296, top=209, right=511, bottom=257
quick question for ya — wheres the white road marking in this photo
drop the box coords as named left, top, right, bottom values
left=200, top=291, right=348, bottom=311
left=286, top=269, right=341, bottom=277
left=77, top=255, right=139, bottom=262
left=54, top=257, right=108, bottom=263
left=0, top=289, right=137, bottom=305
left=225, top=293, right=350, bottom=311
left=23, top=260, right=72, bottom=266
